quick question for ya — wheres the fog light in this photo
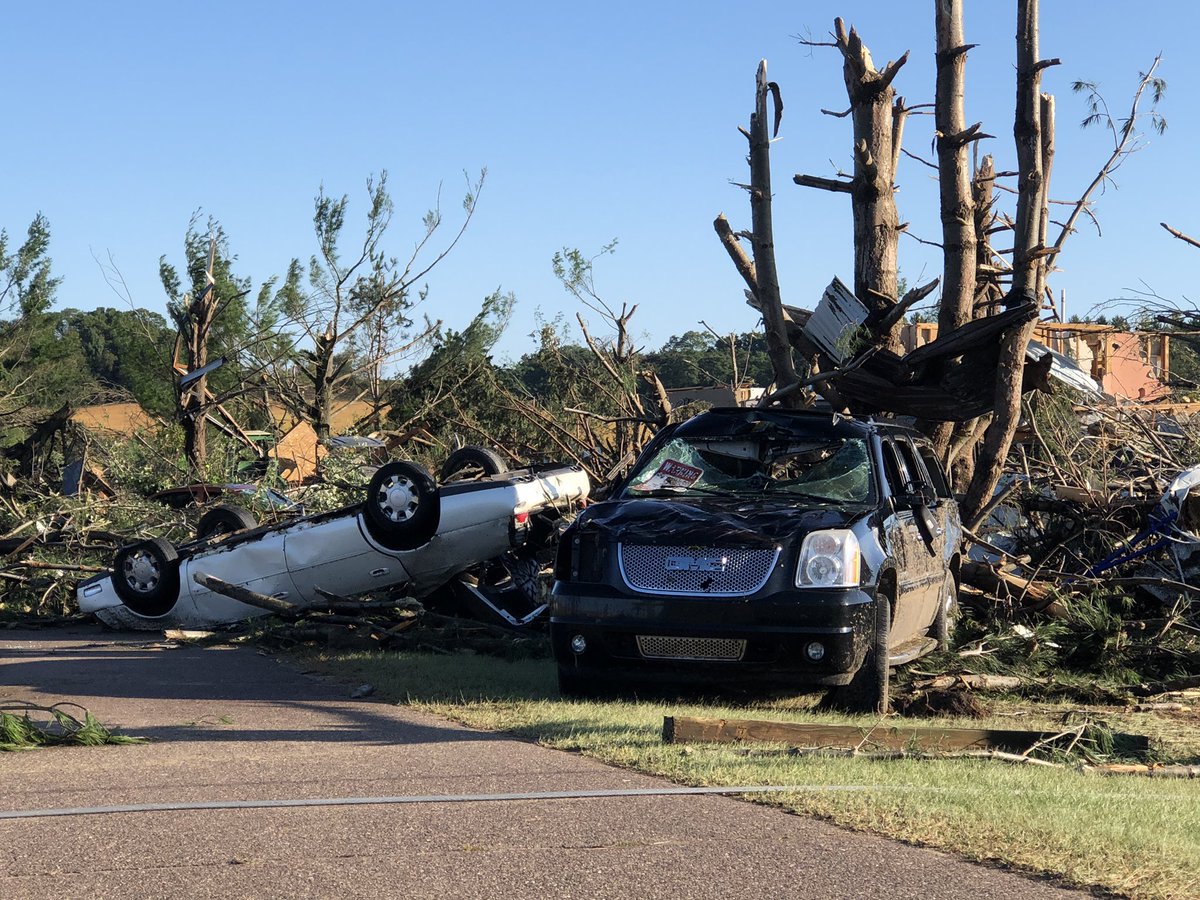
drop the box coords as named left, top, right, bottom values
left=570, top=634, right=588, bottom=654
left=804, top=641, right=825, bottom=662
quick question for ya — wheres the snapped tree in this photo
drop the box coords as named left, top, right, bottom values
left=161, top=218, right=289, bottom=475
left=715, top=1, right=1166, bottom=525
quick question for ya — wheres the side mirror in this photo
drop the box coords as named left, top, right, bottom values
left=897, top=481, right=935, bottom=510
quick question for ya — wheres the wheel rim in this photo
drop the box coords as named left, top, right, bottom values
left=376, top=474, right=419, bottom=523
left=122, top=550, right=161, bottom=593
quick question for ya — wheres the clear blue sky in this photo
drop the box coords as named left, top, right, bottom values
left=4, top=1, right=1197, bottom=363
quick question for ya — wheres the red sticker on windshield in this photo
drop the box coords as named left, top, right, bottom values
left=635, top=458, right=703, bottom=491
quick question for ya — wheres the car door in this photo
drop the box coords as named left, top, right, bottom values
left=894, top=437, right=948, bottom=629
left=914, top=439, right=960, bottom=567
left=877, top=437, right=934, bottom=643
left=284, top=514, right=413, bottom=605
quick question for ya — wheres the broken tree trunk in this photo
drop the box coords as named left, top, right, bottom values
left=930, top=0, right=980, bottom=457
left=179, top=239, right=219, bottom=475
left=746, top=60, right=802, bottom=407
left=942, top=155, right=1003, bottom=488
left=934, top=0, right=979, bottom=336
left=796, top=18, right=909, bottom=353
left=961, top=0, right=1056, bottom=525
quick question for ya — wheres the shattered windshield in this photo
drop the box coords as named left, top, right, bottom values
left=623, top=434, right=875, bottom=504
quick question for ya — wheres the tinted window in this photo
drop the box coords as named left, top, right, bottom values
left=880, top=439, right=910, bottom=496
left=916, top=444, right=952, bottom=498
left=894, top=440, right=928, bottom=493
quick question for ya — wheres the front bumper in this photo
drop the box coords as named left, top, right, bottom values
left=550, top=583, right=875, bottom=687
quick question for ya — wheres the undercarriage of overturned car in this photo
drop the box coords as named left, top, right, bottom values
left=551, top=407, right=963, bottom=712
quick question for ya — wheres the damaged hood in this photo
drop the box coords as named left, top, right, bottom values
left=574, top=496, right=865, bottom=547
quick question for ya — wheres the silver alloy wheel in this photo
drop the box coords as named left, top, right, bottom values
left=122, top=549, right=161, bottom=594
left=376, top=473, right=419, bottom=523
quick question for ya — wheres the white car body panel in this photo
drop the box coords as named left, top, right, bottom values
left=80, top=466, right=589, bottom=630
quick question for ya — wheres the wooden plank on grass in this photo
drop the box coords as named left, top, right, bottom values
left=662, top=715, right=1150, bottom=754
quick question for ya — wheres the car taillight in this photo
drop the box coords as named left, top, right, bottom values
left=511, top=511, right=531, bottom=545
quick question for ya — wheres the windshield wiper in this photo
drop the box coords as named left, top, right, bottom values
left=625, top=485, right=736, bottom=498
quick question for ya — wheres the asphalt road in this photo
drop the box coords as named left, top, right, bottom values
left=1, top=626, right=1086, bottom=899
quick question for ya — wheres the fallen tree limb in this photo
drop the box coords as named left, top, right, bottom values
left=1086, top=763, right=1200, bottom=779
left=960, top=560, right=1052, bottom=604
left=777, top=746, right=1064, bottom=768
left=1133, top=675, right=1200, bottom=698
left=8, top=559, right=106, bottom=573
left=191, top=572, right=396, bottom=640
left=961, top=528, right=1017, bottom=562
left=909, top=674, right=1026, bottom=692
left=191, top=572, right=296, bottom=615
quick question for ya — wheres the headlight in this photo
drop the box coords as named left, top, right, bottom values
left=795, top=529, right=861, bottom=588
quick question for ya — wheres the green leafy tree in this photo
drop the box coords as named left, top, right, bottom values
left=646, top=330, right=773, bottom=390
left=0, top=213, right=58, bottom=319
left=271, top=170, right=483, bottom=440
left=0, top=214, right=69, bottom=431
left=59, top=307, right=177, bottom=414
left=388, top=290, right=515, bottom=448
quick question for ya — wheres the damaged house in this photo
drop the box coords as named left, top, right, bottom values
left=903, top=322, right=1172, bottom=401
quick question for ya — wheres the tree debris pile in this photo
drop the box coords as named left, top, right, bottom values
left=0, top=430, right=393, bottom=619
left=175, top=586, right=553, bottom=661
left=947, top=396, right=1200, bottom=703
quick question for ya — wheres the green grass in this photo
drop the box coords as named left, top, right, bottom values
left=309, top=649, right=1200, bottom=900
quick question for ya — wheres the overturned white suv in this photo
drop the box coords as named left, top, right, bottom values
left=78, top=455, right=589, bottom=630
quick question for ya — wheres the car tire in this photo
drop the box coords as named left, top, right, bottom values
left=935, top=572, right=959, bottom=651
left=837, top=589, right=891, bottom=715
left=111, top=537, right=181, bottom=617
left=363, top=461, right=441, bottom=551
left=196, top=504, right=258, bottom=540
left=440, top=445, right=508, bottom=482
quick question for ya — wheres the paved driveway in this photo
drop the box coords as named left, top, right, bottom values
left=1, top=627, right=1083, bottom=899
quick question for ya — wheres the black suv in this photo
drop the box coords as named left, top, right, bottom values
left=550, top=408, right=962, bottom=711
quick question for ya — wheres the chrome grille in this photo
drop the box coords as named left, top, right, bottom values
left=637, top=635, right=747, bottom=661
left=618, top=544, right=780, bottom=596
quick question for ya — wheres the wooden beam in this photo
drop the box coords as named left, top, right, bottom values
left=662, top=715, right=1150, bottom=754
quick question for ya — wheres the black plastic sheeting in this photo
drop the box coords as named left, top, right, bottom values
left=574, top=496, right=862, bottom=547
